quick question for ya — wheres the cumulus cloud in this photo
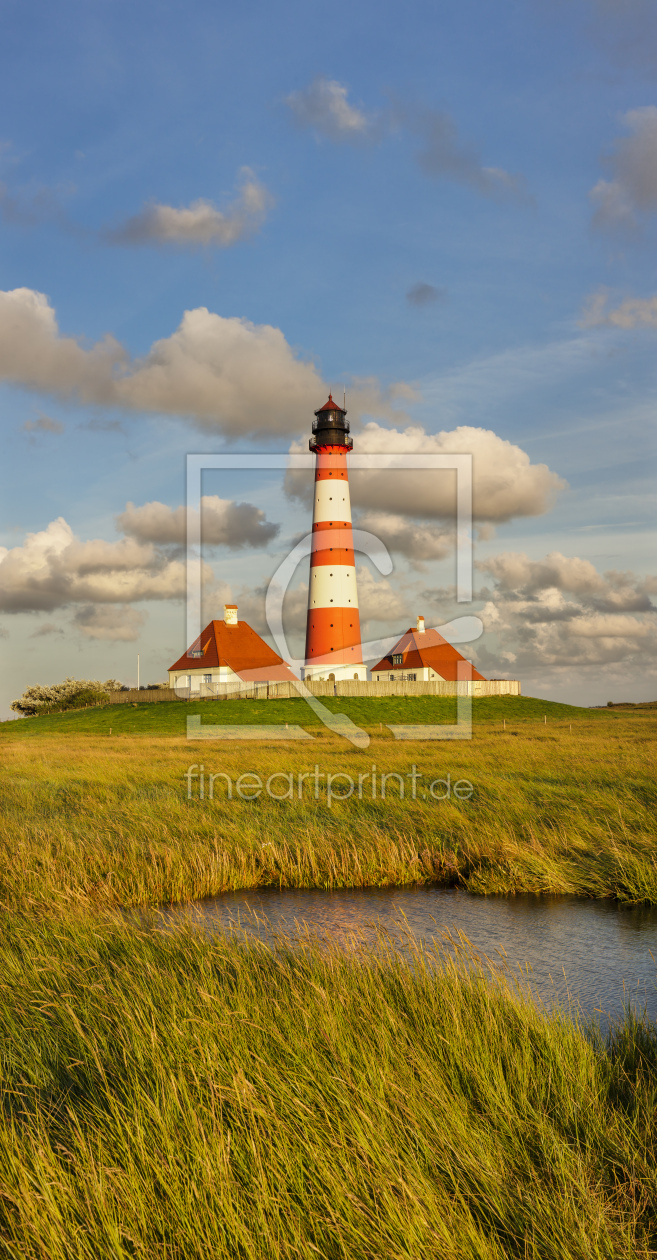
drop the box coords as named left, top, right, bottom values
left=286, top=422, right=565, bottom=525
left=0, top=517, right=188, bottom=613
left=0, top=288, right=317, bottom=436
left=481, top=552, right=657, bottom=612
left=0, top=287, right=409, bottom=437
left=0, top=288, right=126, bottom=404
left=0, top=491, right=275, bottom=627
left=356, top=511, right=452, bottom=563
left=117, top=496, right=279, bottom=548
left=406, top=282, right=446, bottom=307
left=482, top=552, right=606, bottom=598
left=105, top=169, right=273, bottom=248
left=590, top=106, right=657, bottom=232
left=73, top=605, right=146, bottom=641
left=476, top=550, right=657, bottom=678
left=285, top=77, right=375, bottom=141
left=357, top=567, right=409, bottom=624
left=581, top=288, right=657, bottom=328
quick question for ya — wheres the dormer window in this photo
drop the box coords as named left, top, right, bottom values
left=392, top=654, right=403, bottom=665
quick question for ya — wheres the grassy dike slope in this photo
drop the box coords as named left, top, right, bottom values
left=1, top=696, right=655, bottom=909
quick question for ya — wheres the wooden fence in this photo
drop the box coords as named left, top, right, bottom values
left=107, top=678, right=520, bottom=704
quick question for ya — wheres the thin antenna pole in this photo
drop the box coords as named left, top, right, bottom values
left=137, top=653, right=140, bottom=691
left=343, top=385, right=346, bottom=410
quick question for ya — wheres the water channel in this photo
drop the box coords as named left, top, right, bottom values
left=157, top=885, right=657, bottom=1029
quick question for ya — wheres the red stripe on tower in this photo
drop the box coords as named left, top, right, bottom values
left=303, top=395, right=367, bottom=682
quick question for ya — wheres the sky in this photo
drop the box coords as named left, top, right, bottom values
left=1, top=0, right=656, bottom=715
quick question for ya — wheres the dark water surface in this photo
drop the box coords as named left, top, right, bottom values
left=159, top=885, right=657, bottom=1027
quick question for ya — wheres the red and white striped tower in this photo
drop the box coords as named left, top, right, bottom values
left=303, top=395, right=367, bottom=682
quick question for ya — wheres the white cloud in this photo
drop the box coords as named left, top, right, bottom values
left=285, top=77, right=374, bottom=141
left=481, top=552, right=657, bottom=612
left=73, top=605, right=146, bottom=641
left=106, top=169, right=273, bottom=248
left=117, top=496, right=279, bottom=548
left=357, top=567, right=408, bottom=624
left=115, top=307, right=324, bottom=435
left=0, top=517, right=188, bottom=613
left=581, top=288, right=657, bottom=328
left=0, top=288, right=125, bottom=404
left=0, top=288, right=409, bottom=437
left=356, top=511, right=452, bottom=562
left=482, top=551, right=605, bottom=597
left=0, top=494, right=274, bottom=622
left=286, top=422, right=565, bottom=524
left=590, top=106, right=657, bottom=231
left=569, top=613, right=651, bottom=639
left=475, top=550, right=657, bottom=678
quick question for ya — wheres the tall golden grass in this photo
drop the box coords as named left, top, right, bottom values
left=1, top=705, right=656, bottom=1256
left=0, top=915, right=656, bottom=1258
left=1, top=706, right=655, bottom=910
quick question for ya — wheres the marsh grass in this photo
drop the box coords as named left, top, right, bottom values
left=0, top=701, right=655, bottom=911
left=0, top=914, right=655, bottom=1258
left=1, top=701, right=657, bottom=1257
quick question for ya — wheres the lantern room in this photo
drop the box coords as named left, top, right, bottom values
left=310, top=394, right=353, bottom=452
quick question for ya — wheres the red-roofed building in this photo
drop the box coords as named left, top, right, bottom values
left=370, top=615, right=486, bottom=683
left=168, top=605, right=298, bottom=692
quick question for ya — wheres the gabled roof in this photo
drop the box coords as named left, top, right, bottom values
left=169, top=620, right=298, bottom=682
left=371, top=626, right=486, bottom=682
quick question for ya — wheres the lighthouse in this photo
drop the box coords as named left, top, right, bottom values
left=303, top=394, right=367, bottom=682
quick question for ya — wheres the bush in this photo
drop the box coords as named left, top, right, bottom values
left=10, top=677, right=125, bottom=717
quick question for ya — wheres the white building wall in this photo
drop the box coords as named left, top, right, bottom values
left=168, top=665, right=239, bottom=692
left=371, top=666, right=437, bottom=682
left=303, top=661, right=368, bottom=683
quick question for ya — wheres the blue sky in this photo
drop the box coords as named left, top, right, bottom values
left=1, top=0, right=656, bottom=714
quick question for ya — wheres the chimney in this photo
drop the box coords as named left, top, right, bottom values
left=416, top=615, right=425, bottom=633
left=224, top=604, right=238, bottom=626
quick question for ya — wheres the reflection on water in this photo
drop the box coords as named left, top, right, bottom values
left=157, top=885, right=657, bottom=1027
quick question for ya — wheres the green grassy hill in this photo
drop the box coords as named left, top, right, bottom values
left=0, top=694, right=617, bottom=740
